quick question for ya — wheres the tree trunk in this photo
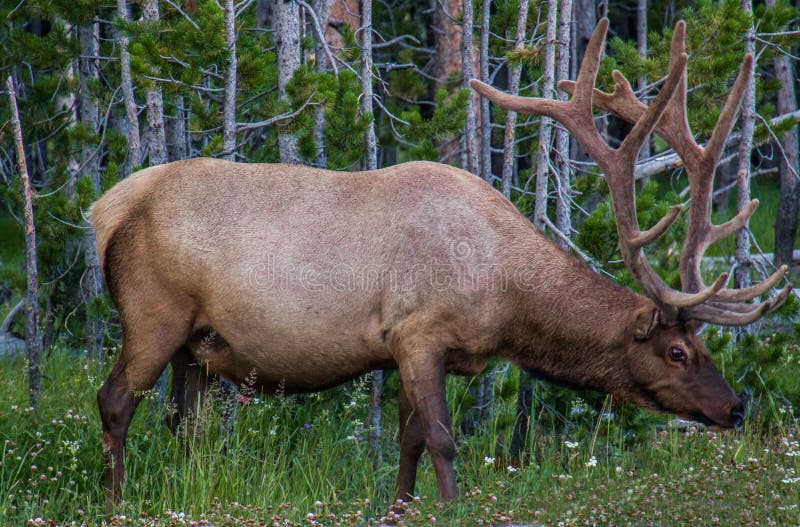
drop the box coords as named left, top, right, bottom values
left=7, top=75, right=42, bottom=409
left=78, top=21, right=105, bottom=362
left=312, top=0, right=334, bottom=167
left=275, top=0, right=302, bottom=163
left=500, top=0, right=529, bottom=198
left=533, top=0, right=558, bottom=231
left=636, top=0, right=650, bottom=166
left=461, top=0, right=478, bottom=174
left=360, top=0, right=381, bottom=467
left=734, top=0, right=755, bottom=295
left=167, top=95, right=188, bottom=161
left=118, top=0, right=141, bottom=171
left=434, top=0, right=462, bottom=85
left=223, top=0, right=238, bottom=160
left=554, top=0, right=573, bottom=247
left=768, top=0, right=800, bottom=269
left=569, top=0, right=595, bottom=163
left=479, top=0, right=492, bottom=182
left=143, top=0, right=168, bottom=166
left=361, top=0, right=377, bottom=171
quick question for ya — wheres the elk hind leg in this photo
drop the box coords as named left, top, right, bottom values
left=98, top=312, right=194, bottom=505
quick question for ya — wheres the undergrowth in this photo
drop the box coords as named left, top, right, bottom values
left=1, top=339, right=799, bottom=526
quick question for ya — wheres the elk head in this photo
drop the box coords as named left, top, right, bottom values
left=472, top=19, right=792, bottom=428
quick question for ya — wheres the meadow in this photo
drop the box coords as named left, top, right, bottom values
left=1, top=342, right=800, bottom=527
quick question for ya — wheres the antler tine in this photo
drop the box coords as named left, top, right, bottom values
left=560, top=20, right=790, bottom=325
left=703, top=54, right=754, bottom=165
left=714, top=265, right=789, bottom=303
left=684, top=284, right=793, bottom=326
left=571, top=18, right=609, bottom=110
left=618, top=53, right=687, bottom=161
left=469, top=18, right=615, bottom=164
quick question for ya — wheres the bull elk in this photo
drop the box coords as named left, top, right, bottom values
left=93, top=19, right=790, bottom=504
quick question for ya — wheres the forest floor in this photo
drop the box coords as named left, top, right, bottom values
left=1, top=348, right=799, bottom=526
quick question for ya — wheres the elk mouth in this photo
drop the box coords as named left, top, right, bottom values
left=689, top=412, right=717, bottom=427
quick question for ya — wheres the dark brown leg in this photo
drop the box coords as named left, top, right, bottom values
left=396, top=379, right=424, bottom=500
left=97, top=315, right=192, bottom=506
left=395, top=344, right=457, bottom=501
left=166, top=348, right=214, bottom=438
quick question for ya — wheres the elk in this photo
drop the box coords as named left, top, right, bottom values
left=92, top=19, right=790, bottom=505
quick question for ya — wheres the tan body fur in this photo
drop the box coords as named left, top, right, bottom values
left=93, top=158, right=746, bottom=504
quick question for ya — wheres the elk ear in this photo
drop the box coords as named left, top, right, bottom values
left=633, top=306, right=660, bottom=341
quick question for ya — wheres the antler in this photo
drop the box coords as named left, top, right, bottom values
left=472, top=19, right=734, bottom=317
left=556, top=21, right=791, bottom=325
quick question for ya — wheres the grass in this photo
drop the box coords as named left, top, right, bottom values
left=1, top=346, right=799, bottom=526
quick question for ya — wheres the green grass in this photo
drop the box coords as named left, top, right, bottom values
left=1, top=347, right=800, bottom=526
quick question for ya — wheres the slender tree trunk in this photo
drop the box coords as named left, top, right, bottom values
left=167, top=96, right=188, bottom=161
left=360, top=0, right=382, bottom=467
left=7, top=75, right=42, bottom=409
left=223, top=0, right=238, bottom=160
left=143, top=0, right=168, bottom=165
left=533, top=0, right=558, bottom=231
left=554, top=0, right=573, bottom=247
left=500, top=0, right=529, bottom=199
left=78, top=21, right=105, bottom=362
left=434, top=0, right=462, bottom=85
left=768, top=0, right=800, bottom=268
left=312, top=0, right=334, bottom=167
left=514, top=0, right=557, bottom=456
left=275, top=0, right=302, bottom=163
left=361, top=0, right=377, bottom=171
left=636, top=0, right=650, bottom=166
left=734, top=0, right=755, bottom=295
left=570, top=0, right=595, bottom=163
left=479, top=0, right=492, bottom=182
left=118, top=0, right=141, bottom=171
left=461, top=0, right=478, bottom=174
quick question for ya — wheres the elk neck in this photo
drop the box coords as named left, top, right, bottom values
left=502, top=234, right=647, bottom=394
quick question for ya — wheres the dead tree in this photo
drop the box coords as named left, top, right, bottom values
left=7, top=76, right=42, bottom=409
left=275, top=0, right=302, bottom=163
left=499, top=0, right=530, bottom=199
left=767, top=0, right=800, bottom=269
left=734, top=0, right=756, bottom=298
left=223, top=0, right=238, bottom=160
left=78, top=19, right=105, bottom=361
left=118, top=0, right=141, bottom=170
left=143, top=0, right=168, bottom=165
left=554, top=0, right=573, bottom=247
left=533, top=0, right=558, bottom=231
left=360, top=0, right=382, bottom=469
left=479, top=0, right=492, bottom=182
left=461, top=0, right=478, bottom=174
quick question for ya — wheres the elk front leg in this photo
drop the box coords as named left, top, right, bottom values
left=166, top=348, right=214, bottom=439
left=396, top=378, right=424, bottom=500
left=395, top=347, right=457, bottom=500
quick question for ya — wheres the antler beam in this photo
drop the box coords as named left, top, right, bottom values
left=472, top=19, right=792, bottom=326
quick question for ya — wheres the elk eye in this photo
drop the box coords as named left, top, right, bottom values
left=669, top=347, right=686, bottom=362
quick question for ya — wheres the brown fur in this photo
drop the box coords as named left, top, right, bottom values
left=93, top=158, right=742, bottom=504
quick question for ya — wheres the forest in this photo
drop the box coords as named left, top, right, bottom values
left=1, top=0, right=800, bottom=525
